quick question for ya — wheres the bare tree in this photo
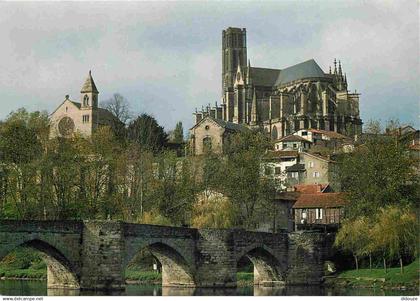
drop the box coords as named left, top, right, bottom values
left=101, top=93, right=132, bottom=124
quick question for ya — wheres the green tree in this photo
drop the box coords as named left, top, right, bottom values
left=127, top=114, right=168, bottom=153
left=338, top=131, right=418, bottom=218
left=334, top=217, right=371, bottom=270
left=222, top=129, right=277, bottom=229
left=191, top=190, right=236, bottom=228
left=172, top=121, right=184, bottom=143
left=0, top=110, right=46, bottom=219
left=371, top=206, right=418, bottom=273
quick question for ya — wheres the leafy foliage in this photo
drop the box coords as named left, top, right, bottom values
left=127, top=114, right=168, bottom=153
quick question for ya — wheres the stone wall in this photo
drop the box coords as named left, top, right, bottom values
left=286, top=232, right=326, bottom=285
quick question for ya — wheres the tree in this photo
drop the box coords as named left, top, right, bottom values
left=172, top=122, right=184, bottom=143
left=221, top=129, right=277, bottom=229
left=334, top=217, right=372, bottom=270
left=0, top=110, right=46, bottom=219
left=127, top=114, right=168, bottom=153
left=371, top=206, right=417, bottom=273
left=101, top=93, right=132, bottom=124
left=191, top=190, right=236, bottom=228
left=338, top=129, right=418, bottom=218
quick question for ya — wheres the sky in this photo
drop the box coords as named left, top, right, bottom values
left=0, top=0, right=418, bottom=132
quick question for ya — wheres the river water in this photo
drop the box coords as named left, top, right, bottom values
left=0, top=280, right=417, bottom=296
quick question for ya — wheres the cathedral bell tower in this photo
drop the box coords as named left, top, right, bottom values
left=222, top=27, right=247, bottom=95
left=80, top=70, right=99, bottom=109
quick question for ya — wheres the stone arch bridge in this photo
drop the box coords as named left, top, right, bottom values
left=0, top=220, right=333, bottom=291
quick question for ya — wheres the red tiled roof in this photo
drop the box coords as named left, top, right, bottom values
left=409, top=143, right=420, bottom=151
left=292, top=193, right=347, bottom=209
left=294, top=184, right=329, bottom=194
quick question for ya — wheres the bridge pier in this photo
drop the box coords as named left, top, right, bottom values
left=79, top=221, right=125, bottom=291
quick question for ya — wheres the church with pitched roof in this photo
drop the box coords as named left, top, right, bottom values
left=49, top=71, right=121, bottom=138
left=191, top=27, right=362, bottom=150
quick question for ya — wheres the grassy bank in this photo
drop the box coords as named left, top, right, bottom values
left=326, top=258, right=419, bottom=290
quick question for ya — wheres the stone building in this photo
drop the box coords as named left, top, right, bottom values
left=189, top=115, right=248, bottom=155
left=49, top=71, right=121, bottom=138
left=193, top=27, right=362, bottom=140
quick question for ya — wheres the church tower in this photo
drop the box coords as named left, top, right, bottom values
left=222, top=27, right=247, bottom=95
left=80, top=70, right=99, bottom=109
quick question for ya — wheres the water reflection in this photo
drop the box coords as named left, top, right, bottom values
left=0, top=280, right=417, bottom=296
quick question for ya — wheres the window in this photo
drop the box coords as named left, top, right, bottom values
left=293, top=143, right=297, bottom=148
left=315, top=208, right=323, bottom=220
left=313, top=171, right=320, bottom=178
left=302, top=131, right=308, bottom=136
left=264, top=166, right=272, bottom=176
left=82, top=115, right=90, bottom=123
left=282, top=143, right=287, bottom=149
left=205, top=125, right=210, bottom=130
left=65, top=107, right=68, bottom=112
left=276, top=145, right=280, bottom=150
left=83, top=94, right=89, bottom=106
left=203, top=136, right=212, bottom=152
left=290, top=172, right=299, bottom=178
left=309, top=161, right=314, bottom=168
left=274, top=167, right=281, bottom=175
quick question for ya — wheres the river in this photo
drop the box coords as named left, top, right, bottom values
left=0, top=280, right=417, bottom=296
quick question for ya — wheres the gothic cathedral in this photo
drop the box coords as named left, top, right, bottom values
left=193, top=27, right=363, bottom=140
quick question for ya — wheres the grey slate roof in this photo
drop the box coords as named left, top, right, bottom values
left=250, top=67, right=281, bottom=86
left=80, top=71, right=99, bottom=93
left=275, top=59, right=327, bottom=86
left=70, top=101, right=81, bottom=109
left=286, top=163, right=305, bottom=172
left=210, top=116, right=249, bottom=132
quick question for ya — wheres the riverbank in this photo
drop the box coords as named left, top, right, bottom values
left=324, top=258, right=419, bottom=291
left=0, top=268, right=254, bottom=286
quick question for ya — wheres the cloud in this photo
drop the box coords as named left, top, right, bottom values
left=0, top=1, right=418, bottom=131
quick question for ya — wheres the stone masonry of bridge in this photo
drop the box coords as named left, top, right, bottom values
left=0, top=220, right=331, bottom=291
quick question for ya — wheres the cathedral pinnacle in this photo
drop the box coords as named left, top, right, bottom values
left=333, top=59, right=337, bottom=74
left=338, top=60, right=342, bottom=75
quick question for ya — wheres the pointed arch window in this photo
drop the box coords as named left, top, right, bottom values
left=83, top=95, right=89, bottom=106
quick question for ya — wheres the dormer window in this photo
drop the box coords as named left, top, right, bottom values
left=83, top=95, right=89, bottom=106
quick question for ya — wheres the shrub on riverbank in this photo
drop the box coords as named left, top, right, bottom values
left=125, top=270, right=161, bottom=283
left=329, top=258, right=419, bottom=289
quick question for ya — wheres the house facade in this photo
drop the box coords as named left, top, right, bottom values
left=189, top=115, right=248, bottom=155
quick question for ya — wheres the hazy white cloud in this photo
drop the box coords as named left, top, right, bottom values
left=0, top=0, right=418, bottom=131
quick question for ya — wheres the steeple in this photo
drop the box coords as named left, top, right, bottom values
left=338, top=60, right=342, bottom=76
left=81, top=70, right=99, bottom=94
left=81, top=70, right=99, bottom=108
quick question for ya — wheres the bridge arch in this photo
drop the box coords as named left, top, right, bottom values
left=236, top=244, right=286, bottom=286
left=0, top=239, right=79, bottom=289
left=124, top=240, right=195, bottom=287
